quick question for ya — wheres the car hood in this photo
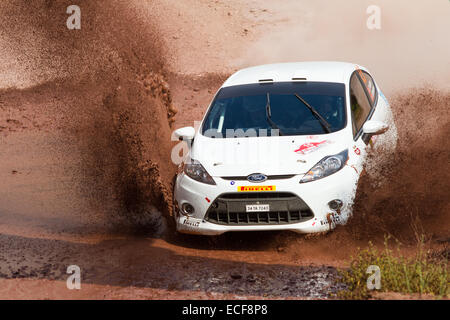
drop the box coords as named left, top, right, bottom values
left=191, top=130, right=349, bottom=177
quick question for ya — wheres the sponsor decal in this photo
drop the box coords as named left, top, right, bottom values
left=353, top=145, right=361, bottom=155
left=320, top=214, right=341, bottom=226
left=295, top=140, right=328, bottom=154
left=230, top=181, right=235, bottom=185
left=183, top=218, right=200, bottom=228
left=205, top=197, right=210, bottom=203
left=237, top=185, right=276, bottom=192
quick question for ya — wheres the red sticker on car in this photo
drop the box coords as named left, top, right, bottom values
left=295, top=141, right=327, bottom=154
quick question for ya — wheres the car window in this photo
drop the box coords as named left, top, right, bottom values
left=201, top=82, right=347, bottom=138
left=357, top=69, right=377, bottom=105
left=350, top=73, right=372, bottom=137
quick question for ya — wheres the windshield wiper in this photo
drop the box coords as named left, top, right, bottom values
left=294, top=93, right=331, bottom=133
left=265, top=92, right=284, bottom=136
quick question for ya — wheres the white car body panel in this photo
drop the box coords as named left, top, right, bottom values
left=173, top=62, right=398, bottom=235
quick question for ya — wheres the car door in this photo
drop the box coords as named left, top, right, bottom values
left=360, top=70, right=398, bottom=154
left=354, top=69, right=399, bottom=181
left=347, top=70, right=380, bottom=174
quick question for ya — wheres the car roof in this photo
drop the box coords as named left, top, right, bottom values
left=222, top=61, right=364, bottom=88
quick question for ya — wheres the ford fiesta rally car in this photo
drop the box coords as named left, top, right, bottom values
left=173, top=62, right=397, bottom=235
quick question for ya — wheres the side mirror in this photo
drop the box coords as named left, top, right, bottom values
left=362, top=120, right=389, bottom=135
left=174, top=126, right=195, bottom=141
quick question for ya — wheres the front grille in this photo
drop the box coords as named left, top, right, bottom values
left=219, top=192, right=294, bottom=199
left=205, top=192, right=314, bottom=226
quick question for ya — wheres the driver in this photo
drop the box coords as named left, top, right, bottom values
left=241, top=95, right=268, bottom=130
left=320, top=96, right=339, bottom=128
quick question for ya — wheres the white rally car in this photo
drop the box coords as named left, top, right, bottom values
left=173, top=62, right=397, bottom=235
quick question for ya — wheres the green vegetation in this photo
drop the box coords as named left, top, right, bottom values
left=336, top=236, right=449, bottom=299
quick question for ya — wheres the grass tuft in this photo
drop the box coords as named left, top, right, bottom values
left=336, top=235, right=448, bottom=299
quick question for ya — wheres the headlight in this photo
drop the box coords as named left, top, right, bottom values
left=300, top=149, right=348, bottom=183
left=183, top=160, right=216, bottom=185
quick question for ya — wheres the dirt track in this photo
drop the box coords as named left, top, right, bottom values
left=0, top=0, right=449, bottom=299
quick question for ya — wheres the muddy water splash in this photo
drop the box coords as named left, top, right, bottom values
left=0, top=0, right=177, bottom=233
left=344, top=88, right=450, bottom=243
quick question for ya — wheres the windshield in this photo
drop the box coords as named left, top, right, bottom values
left=201, top=82, right=346, bottom=138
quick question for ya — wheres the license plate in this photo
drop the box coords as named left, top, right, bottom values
left=246, top=204, right=270, bottom=212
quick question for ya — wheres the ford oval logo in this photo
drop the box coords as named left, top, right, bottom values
left=247, top=173, right=268, bottom=183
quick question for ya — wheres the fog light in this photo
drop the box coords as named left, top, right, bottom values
left=181, top=203, right=195, bottom=216
left=328, top=199, right=343, bottom=211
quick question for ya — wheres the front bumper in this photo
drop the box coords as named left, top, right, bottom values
left=174, top=165, right=359, bottom=235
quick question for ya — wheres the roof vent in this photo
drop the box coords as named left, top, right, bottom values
left=292, top=69, right=309, bottom=81
left=257, top=70, right=277, bottom=83
left=258, top=78, right=274, bottom=83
